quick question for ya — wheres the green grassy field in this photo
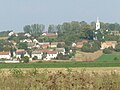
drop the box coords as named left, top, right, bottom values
left=97, top=54, right=120, bottom=62
left=0, top=61, right=120, bottom=68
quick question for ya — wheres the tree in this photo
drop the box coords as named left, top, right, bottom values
left=48, top=25, right=57, bottom=33
left=17, top=42, right=28, bottom=50
left=23, top=24, right=45, bottom=36
left=81, top=41, right=101, bottom=52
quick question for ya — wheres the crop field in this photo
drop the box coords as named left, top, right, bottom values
left=0, top=61, right=120, bottom=68
left=0, top=68, right=120, bottom=90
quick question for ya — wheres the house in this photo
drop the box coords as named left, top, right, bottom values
left=50, top=42, right=65, bottom=48
left=101, top=41, right=118, bottom=49
left=56, top=48, right=65, bottom=55
left=50, top=42, right=58, bottom=48
left=72, top=40, right=88, bottom=48
left=8, top=31, right=18, bottom=37
left=33, top=39, right=39, bottom=44
left=41, top=33, right=58, bottom=37
left=41, top=44, right=50, bottom=49
left=44, top=51, right=57, bottom=60
left=15, top=49, right=25, bottom=59
left=32, top=49, right=57, bottom=60
left=0, top=51, right=11, bottom=59
left=32, top=51, right=43, bottom=60
left=20, top=39, right=32, bottom=43
left=24, top=33, right=31, bottom=37
left=39, top=42, right=50, bottom=49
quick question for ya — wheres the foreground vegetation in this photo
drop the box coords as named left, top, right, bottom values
left=0, top=61, right=120, bottom=68
left=0, top=68, right=120, bottom=90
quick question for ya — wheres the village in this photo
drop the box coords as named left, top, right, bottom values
left=0, top=18, right=120, bottom=63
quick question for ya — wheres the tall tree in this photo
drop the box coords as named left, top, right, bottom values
left=48, top=25, right=57, bottom=33
left=23, top=24, right=45, bottom=36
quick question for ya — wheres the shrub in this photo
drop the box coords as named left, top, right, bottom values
left=113, top=57, right=119, bottom=61
left=32, top=56, right=38, bottom=60
left=103, top=48, right=112, bottom=54
left=22, top=56, right=29, bottom=63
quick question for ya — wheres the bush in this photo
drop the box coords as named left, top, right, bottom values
left=32, top=56, right=38, bottom=60
left=103, top=48, right=112, bottom=54
left=115, top=44, right=120, bottom=52
left=113, top=57, right=119, bottom=61
left=22, top=56, right=29, bottom=63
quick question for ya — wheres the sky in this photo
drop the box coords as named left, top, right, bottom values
left=0, top=0, right=120, bottom=32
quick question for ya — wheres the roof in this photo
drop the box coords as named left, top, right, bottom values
left=104, top=41, right=117, bottom=45
left=32, top=49, right=57, bottom=54
left=76, top=40, right=88, bottom=45
left=0, top=52, right=9, bottom=55
left=56, top=48, right=65, bottom=52
left=47, top=51, right=57, bottom=54
left=16, top=49, right=25, bottom=55
left=42, top=33, right=58, bottom=37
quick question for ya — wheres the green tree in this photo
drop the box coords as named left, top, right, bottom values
left=23, top=24, right=45, bottom=36
left=17, top=42, right=28, bottom=50
left=48, top=25, right=57, bottom=33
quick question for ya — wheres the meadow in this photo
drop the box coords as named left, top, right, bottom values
left=0, top=68, right=120, bottom=90
left=0, top=61, right=120, bottom=68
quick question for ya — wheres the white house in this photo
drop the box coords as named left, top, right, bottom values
left=24, top=33, right=31, bottom=37
left=0, top=51, right=11, bottom=59
left=44, top=51, right=57, bottom=60
left=32, top=51, right=43, bottom=60
left=56, top=48, right=65, bottom=55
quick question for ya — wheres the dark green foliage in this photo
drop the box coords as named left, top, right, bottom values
left=81, top=41, right=101, bottom=52
left=17, top=42, right=28, bottom=50
left=113, top=57, right=119, bottom=61
left=22, top=56, right=29, bottom=63
left=23, top=24, right=45, bottom=37
left=103, top=48, right=112, bottom=54
left=0, top=31, right=11, bottom=37
left=32, top=56, right=38, bottom=60
left=115, top=44, right=120, bottom=52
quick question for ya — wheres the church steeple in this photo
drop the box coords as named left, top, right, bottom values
left=96, top=17, right=100, bottom=30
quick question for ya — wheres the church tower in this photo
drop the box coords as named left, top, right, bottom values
left=96, top=17, right=100, bottom=30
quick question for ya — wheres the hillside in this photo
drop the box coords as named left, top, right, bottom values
left=75, top=50, right=103, bottom=61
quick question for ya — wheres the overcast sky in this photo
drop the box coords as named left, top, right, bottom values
left=0, top=0, right=120, bottom=32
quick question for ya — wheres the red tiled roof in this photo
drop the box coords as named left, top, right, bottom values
left=34, top=50, right=57, bottom=54
left=0, top=52, right=9, bottom=55
left=16, top=49, right=25, bottom=53
left=47, top=51, right=57, bottom=54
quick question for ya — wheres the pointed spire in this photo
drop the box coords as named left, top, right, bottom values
left=97, top=17, right=99, bottom=23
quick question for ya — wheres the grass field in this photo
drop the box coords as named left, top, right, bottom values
left=97, top=54, right=120, bottom=62
left=0, top=61, right=120, bottom=68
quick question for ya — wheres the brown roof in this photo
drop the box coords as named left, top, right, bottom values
left=16, top=49, right=25, bottom=53
left=105, top=41, right=117, bottom=45
left=42, top=33, right=57, bottom=37
left=47, top=51, right=57, bottom=54
left=33, top=50, right=57, bottom=54
left=0, top=52, right=9, bottom=55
